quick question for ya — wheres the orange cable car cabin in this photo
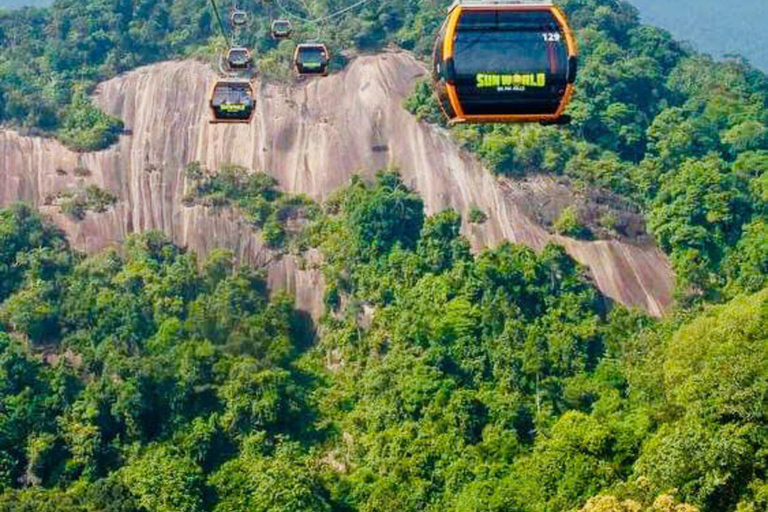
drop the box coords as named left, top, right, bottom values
left=432, top=0, right=578, bottom=124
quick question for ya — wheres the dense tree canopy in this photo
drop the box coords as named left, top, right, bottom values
left=0, top=169, right=765, bottom=510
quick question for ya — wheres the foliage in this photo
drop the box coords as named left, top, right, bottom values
left=579, top=494, right=698, bottom=512
left=57, top=91, right=124, bottom=152
left=468, top=206, right=488, bottom=225
left=0, top=208, right=321, bottom=509
left=0, top=203, right=72, bottom=302
left=0, top=165, right=766, bottom=511
left=183, top=163, right=320, bottom=250
left=209, top=440, right=331, bottom=512
left=631, top=290, right=768, bottom=511
left=403, top=78, right=445, bottom=126
left=555, top=205, right=592, bottom=239
left=122, top=444, right=205, bottom=512
left=56, top=185, right=117, bottom=220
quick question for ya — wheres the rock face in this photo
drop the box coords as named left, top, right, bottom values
left=0, top=51, right=674, bottom=317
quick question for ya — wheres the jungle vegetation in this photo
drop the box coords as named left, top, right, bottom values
left=0, top=168, right=766, bottom=511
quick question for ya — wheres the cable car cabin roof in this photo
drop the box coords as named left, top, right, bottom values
left=294, top=44, right=330, bottom=75
left=433, top=1, right=577, bottom=124
left=210, top=80, right=255, bottom=123
left=231, top=10, right=248, bottom=26
left=448, top=0, right=554, bottom=12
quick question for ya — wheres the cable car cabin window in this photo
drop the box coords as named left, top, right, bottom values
left=211, top=82, right=254, bottom=121
left=296, top=47, right=328, bottom=74
left=453, top=10, right=568, bottom=116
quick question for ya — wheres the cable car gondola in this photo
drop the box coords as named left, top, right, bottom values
left=294, top=44, right=330, bottom=76
left=271, top=19, right=293, bottom=39
left=209, top=79, right=255, bottom=123
left=231, top=9, right=248, bottom=26
left=226, top=47, right=253, bottom=71
left=432, top=0, right=577, bottom=124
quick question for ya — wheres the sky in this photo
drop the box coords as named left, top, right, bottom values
left=0, top=0, right=51, bottom=8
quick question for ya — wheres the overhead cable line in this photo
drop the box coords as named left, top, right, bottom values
left=209, top=0, right=233, bottom=47
left=274, top=0, right=378, bottom=25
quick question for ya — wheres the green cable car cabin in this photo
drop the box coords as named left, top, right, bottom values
left=432, top=0, right=578, bottom=124
left=294, top=44, right=330, bottom=76
left=209, top=79, right=255, bottom=123
left=231, top=9, right=248, bottom=27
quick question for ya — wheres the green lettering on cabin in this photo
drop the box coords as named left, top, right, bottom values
left=475, top=72, right=548, bottom=89
left=220, top=104, right=247, bottom=112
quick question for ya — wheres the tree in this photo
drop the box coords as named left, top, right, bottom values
left=724, top=219, right=768, bottom=295
left=0, top=204, right=68, bottom=302
left=57, top=90, right=124, bottom=152
left=210, top=442, right=331, bottom=512
left=633, top=289, right=768, bottom=510
left=344, top=171, right=425, bottom=256
left=579, top=494, right=698, bottom=512
left=648, top=155, right=750, bottom=293
left=122, top=444, right=205, bottom=512
left=555, top=206, right=592, bottom=239
left=1, top=280, right=59, bottom=344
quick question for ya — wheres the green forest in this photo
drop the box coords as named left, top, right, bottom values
left=0, top=0, right=767, bottom=511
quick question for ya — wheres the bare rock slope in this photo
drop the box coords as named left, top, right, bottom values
left=0, top=51, right=673, bottom=316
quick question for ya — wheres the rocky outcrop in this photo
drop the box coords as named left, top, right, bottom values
left=0, top=51, right=674, bottom=317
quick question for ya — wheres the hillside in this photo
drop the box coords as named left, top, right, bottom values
left=0, top=53, right=674, bottom=316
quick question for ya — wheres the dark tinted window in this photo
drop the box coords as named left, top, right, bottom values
left=274, top=21, right=291, bottom=31
left=298, top=48, right=327, bottom=65
left=453, top=9, right=568, bottom=116
left=212, top=83, right=252, bottom=106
